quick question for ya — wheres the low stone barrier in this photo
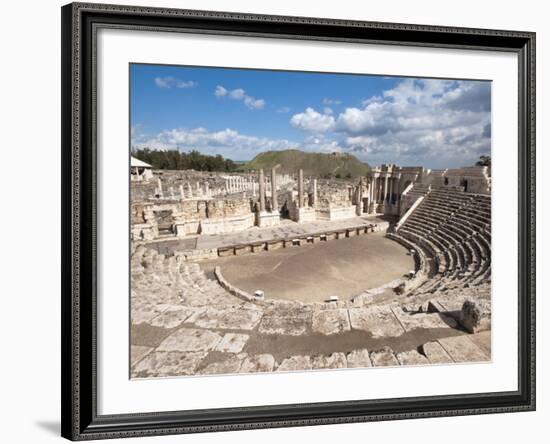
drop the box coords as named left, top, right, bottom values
left=385, top=233, right=429, bottom=293
left=216, top=222, right=378, bottom=258
left=214, top=266, right=265, bottom=305
left=174, top=248, right=218, bottom=262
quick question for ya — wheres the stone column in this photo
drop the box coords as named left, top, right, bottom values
left=298, top=169, right=304, bottom=208
left=383, top=175, right=388, bottom=202
left=259, top=169, right=266, bottom=212
left=179, top=185, right=185, bottom=200
left=271, top=167, right=278, bottom=213
left=157, top=178, right=163, bottom=198
left=313, top=179, right=318, bottom=207
left=356, top=178, right=363, bottom=216
left=187, top=183, right=193, bottom=198
left=388, top=177, right=393, bottom=203
left=369, top=178, right=374, bottom=203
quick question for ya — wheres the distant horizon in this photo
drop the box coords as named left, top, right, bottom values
left=131, top=64, right=491, bottom=170
left=132, top=146, right=489, bottom=171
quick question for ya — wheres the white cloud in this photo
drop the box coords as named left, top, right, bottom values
left=214, top=85, right=228, bottom=97
left=341, top=79, right=490, bottom=167
left=290, top=78, right=490, bottom=168
left=323, top=98, right=342, bottom=105
left=290, top=107, right=336, bottom=133
left=229, top=88, right=245, bottom=100
left=244, top=96, right=266, bottom=110
left=276, top=106, right=291, bottom=113
left=132, top=127, right=294, bottom=159
left=323, top=107, right=333, bottom=115
left=154, top=77, right=197, bottom=89
left=214, top=85, right=266, bottom=110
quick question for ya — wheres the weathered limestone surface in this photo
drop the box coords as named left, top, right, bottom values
left=156, top=328, right=222, bottom=352
left=312, top=309, right=351, bottom=335
left=131, top=345, right=153, bottom=366
left=240, top=354, right=276, bottom=373
left=133, top=351, right=208, bottom=377
left=396, top=349, right=430, bottom=366
left=438, top=336, right=490, bottom=363
left=259, top=304, right=312, bottom=336
left=187, top=307, right=263, bottom=330
left=460, top=300, right=492, bottom=334
left=349, top=307, right=405, bottom=338
left=199, top=354, right=246, bottom=375
left=276, top=355, right=313, bottom=372
left=346, top=349, right=372, bottom=368
left=467, top=331, right=492, bottom=357
left=130, top=176, right=492, bottom=379
left=312, top=353, right=347, bottom=369
left=149, top=306, right=198, bottom=329
left=132, top=303, right=170, bottom=325
left=370, top=347, right=399, bottom=367
left=215, top=333, right=250, bottom=353
left=391, top=306, right=457, bottom=331
left=420, top=341, right=454, bottom=364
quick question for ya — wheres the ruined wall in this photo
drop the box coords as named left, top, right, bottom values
left=131, top=197, right=254, bottom=240
left=443, top=167, right=491, bottom=194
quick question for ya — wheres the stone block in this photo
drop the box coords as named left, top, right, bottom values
left=188, top=307, right=263, bottom=330
left=370, top=347, right=399, bottom=367
left=346, top=349, right=372, bottom=368
left=468, top=331, right=491, bottom=357
left=390, top=306, right=457, bottom=331
left=420, top=341, right=453, bottom=364
left=459, top=300, right=491, bottom=333
left=218, top=247, right=234, bottom=257
left=130, top=345, right=153, bottom=366
left=312, top=309, right=351, bottom=335
left=156, top=328, right=222, bottom=352
left=132, top=351, right=207, bottom=378
left=258, top=313, right=310, bottom=336
left=348, top=307, right=405, bottom=338
left=149, top=306, right=198, bottom=329
left=215, top=333, right=249, bottom=353
left=396, top=349, right=430, bottom=366
left=266, top=240, right=284, bottom=250
left=234, top=245, right=251, bottom=256
left=240, top=354, right=275, bottom=373
left=199, top=354, right=246, bottom=375
left=312, top=353, right=347, bottom=369
left=438, top=336, right=490, bottom=363
left=276, top=355, right=312, bottom=372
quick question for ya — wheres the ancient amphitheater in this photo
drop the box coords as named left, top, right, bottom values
left=130, top=162, right=492, bottom=378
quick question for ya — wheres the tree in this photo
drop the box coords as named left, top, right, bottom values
left=475, top=155, right=491, bottom=167
left=131, top=148, right=239, bottom=172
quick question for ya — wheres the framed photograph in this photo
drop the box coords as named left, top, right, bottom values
left=61, top=2, right=536, bottom=440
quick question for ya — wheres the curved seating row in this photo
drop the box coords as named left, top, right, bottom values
left=396, top=187, right=491, bottom=295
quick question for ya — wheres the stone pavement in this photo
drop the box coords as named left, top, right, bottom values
left=130, top=245, right=491, bottom=378
left=150, top=216, right=387, bottom=255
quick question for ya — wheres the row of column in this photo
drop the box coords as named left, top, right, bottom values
left=368, top=175, right=403, bottom=205
left=154, top=178, right=213, bottom=200
left=258, top=167, right=280, bottom=212
left=256, top=168, right=317, bottom=212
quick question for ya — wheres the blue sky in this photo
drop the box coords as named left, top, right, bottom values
left=130, top=64, right=491, bottom=169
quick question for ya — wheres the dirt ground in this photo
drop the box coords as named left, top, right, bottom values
left=201, top=232, right=414, bottom=302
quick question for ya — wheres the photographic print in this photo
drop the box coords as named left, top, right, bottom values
left=129, top=64, right=492, bottom=378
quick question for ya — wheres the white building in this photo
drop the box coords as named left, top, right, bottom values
left=130, top=156, right=153, bottom=181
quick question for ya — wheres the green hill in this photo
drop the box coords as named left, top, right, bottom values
left=240, top=149, right=370, bottom=179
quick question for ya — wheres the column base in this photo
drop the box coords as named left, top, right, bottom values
left=256, top=211, right=281, bottom=227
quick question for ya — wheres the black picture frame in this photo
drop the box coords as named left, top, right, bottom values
left=61, top=2, right=536, bottom=440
